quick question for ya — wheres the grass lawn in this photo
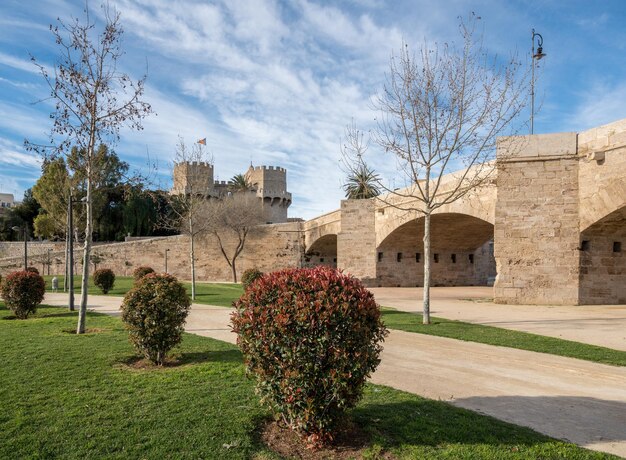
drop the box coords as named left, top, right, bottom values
left=0, top=302, right=616, bottom=459
left=381, top=308, right=626, bottom=367
left=43, top=275, right=243, bottom=307
left=40, top=275, right=626, bottom=366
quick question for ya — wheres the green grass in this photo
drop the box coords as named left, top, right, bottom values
left=381, top=308, right=626, bottom=367
left=0, top=303, right=616, bottom=459
left=43, top=275, right=243, bottom=307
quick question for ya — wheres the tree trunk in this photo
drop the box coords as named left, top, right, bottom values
left=190, top=225, right=196, bottom=301
left=423, top=212, right=431, bottom=325
left=77, top=163, right=92, bottom=334
left=231, top=258, right=237, bottom=283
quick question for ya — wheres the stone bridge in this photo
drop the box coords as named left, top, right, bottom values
left=302, top=117, right=626, bottom=305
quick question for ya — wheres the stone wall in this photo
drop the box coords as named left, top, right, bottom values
left=494, top=133, right=581, bottom=305
left=337, top=199, right=377, bottom=284
left=0, top=223, right=303, bottom=282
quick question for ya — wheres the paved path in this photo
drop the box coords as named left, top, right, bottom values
left=43, top=293, right=626, bottom=458
left=370, top=286, right=626, bottom=351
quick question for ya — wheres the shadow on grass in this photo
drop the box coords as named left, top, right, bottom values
left=116, top=348, right=243, bottom=369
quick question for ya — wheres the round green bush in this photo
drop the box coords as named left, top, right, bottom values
left=231, top=266, right=388, bottom=447
left=241, top=268, right=263, bottom=290
left=121, top=273, right=191, bottom=365
left=132, top=266, right=155, bottom=283
left=93, top=268, right=115, bottom=294
left=0, top=270, right=46, bottom=319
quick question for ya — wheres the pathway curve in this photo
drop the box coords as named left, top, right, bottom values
left=370, top=286, right=626, bottom=351
left=43, top=293, right=626, bottom=458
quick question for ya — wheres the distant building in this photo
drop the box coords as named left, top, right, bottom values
left=0, top=193, right=14, bottom=215
left=171, top=162, right=291, bottom=224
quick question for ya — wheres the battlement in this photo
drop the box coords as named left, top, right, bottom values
left=176, top=161, right=213, bottom=168
left=249, top=165, right=286, bottom=173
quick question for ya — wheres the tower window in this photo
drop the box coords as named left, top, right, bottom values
left=451, top=254, right=457, bottom=263
left=581, top=240, right=590, bottom=251
left=469, top=254, right=474, bottom=264
left=397, top=252, right=403, bottom=262
left=415, top=253, right=421, bottom=263
left=320, top=258, right=324, bottom=263
left=377, top=252, right=383, bottom=262
left=613, top=242, right=622, bottom=253
left=434, top=254, right=439, bottom=263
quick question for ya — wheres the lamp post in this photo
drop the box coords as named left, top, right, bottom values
left=165, top=248, right=170, bottom=274
left=11, top=225, right=27, bottom=270
left=47, top=248, right=52, bottom=276
left=531, top=28, right=546, bottom=134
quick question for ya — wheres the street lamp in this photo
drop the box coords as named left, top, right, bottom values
left=11, top=225, right=27, bottom=270
left=531, top=28, right=546, bottom=134
left=165, top=248, right=170, bottom=273
left=47, top=248, right=52, bottom=276
left=67, top=192, right=87, bottom=312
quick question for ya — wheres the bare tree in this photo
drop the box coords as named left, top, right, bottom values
left=343, top=15, right=528, bottom=324
left=27, top=6, right=152, bottom=333
left=160, top=137, right=213, bottom=300
left=204, top=193, right=264, bottom=283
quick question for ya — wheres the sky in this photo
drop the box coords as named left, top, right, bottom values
left=0, top=0, right=625, bottom=220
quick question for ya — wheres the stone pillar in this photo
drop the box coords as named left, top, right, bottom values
left=494, top=133, right=581, bottom=305
left=337, top=199, right=377, bottom=285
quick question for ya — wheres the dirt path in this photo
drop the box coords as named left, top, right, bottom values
left=43, top=293, right=626, bottom=458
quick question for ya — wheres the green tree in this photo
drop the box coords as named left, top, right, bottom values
left=33, top=214, right=56, bottom=239
left=343, top=164, right=381, bottom=199
left=229, top=173, right=252, bottom=193
left=32, top=157, right=72, bottom=236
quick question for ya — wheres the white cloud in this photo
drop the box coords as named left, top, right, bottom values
left=568, top=80, right=626, bottom=131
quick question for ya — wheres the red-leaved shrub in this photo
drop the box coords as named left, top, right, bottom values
left=121, top=273, right=190, bottom=365
left=0, top=270, right=45, bottom=319
left=132, top=266, right=155, bottom=283
left=93, top=268, right=115, bottom=294
left=231, top=266, right=388, bottom=447
left=241, top=267, right=263, bottom=290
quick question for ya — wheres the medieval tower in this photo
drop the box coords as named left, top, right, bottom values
left=171, top=161, right=291, bottom=223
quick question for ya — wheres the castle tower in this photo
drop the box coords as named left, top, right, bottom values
left=245, top=165, right=292, bottom=223
left=171, top=161, right=214, bottom=196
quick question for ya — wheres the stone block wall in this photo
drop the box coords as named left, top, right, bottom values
left=337, top=199, right=377, bottom=284
left=494, top=133, right=581, bottom=305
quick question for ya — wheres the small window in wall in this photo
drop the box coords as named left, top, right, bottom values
left=397, top=252, right=403, bottom=262
left=613, top=242, right=622, bottom=253
left=451, top=254, right=457, bottom=264
left=581, top=240, right=590, bottom=251
left=434, top=253, right=439, bottom=263
left=333, top=258, right=337, bottom=263
left=415, top=252, right=421, bottom=263
left=469, top=254, right=474, bottom=264
left=320, top=258, right=324, bottom=263
left=378, top=252, right=383, bottom=262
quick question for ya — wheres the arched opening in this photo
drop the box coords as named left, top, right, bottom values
left=376, top=213, right=495, bottom=287
left=579, top=206, right=626, bottom=304
left=304, top=234, right=337, bottom=268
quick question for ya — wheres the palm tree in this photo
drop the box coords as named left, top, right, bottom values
left=343, top=164, right=381, bottom=199
left=229, top=173, right=252, bottom=193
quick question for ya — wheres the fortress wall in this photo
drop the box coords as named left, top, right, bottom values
left=494, top=133, right=581, bottom=305
left=0, top=223, right=303, bottom=282
left=337, top=199, right=377, bottom=284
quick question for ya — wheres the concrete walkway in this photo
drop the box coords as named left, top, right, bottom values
left=370, top=286, right=626, bottom=351
left=43, top=293, right=626, bottom=458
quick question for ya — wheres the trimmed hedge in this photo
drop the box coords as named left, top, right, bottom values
left=121, top=273, right=191, bottom=365
left=231, top=266, right=388, bottom=447
left=241, top=268, right=263, bottom=290
left=0, top=270, right=46, bottom=319
left=93, top=268, right=115, bottom=294
left=132, top=266, right=155, bottom=283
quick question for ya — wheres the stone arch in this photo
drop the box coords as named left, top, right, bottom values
left=375, top=213, right=495, bottom=287
left=304, top=234, right=337, bottom=268
left=579, top=205, right=626, bottom=304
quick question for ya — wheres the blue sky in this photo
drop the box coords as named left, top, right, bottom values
left=1, top=0, right=625, bottom=219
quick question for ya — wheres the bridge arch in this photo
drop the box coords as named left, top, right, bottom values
left=304, top=234, right=337, bottom=268
left=375, top=213, right=495, bottom=287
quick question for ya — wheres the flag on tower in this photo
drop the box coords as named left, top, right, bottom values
left=197, top=138, right=207, bottom=145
